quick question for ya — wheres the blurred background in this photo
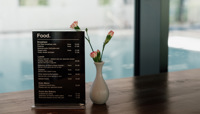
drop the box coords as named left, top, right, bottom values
left=0, top=0, right=200, bottom=93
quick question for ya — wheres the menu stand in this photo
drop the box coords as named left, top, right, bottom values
left=32, top=31, right=85, bottom=109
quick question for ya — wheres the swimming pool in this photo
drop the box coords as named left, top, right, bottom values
left=0, top=33, right=200, bottom=93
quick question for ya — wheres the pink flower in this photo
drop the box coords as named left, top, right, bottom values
left=70, top=21, right=78, bottom=29
left=104, top=30, right=114, bottom=45
left=69, top=21, right=114, bottom=62
left=90, top=51, right=97, bottom=58
left=108, top=30, right=114, bottom=37
left=73, top=21, right=78, bottom=26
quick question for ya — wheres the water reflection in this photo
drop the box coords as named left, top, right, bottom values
left=0, top=72, right=3, bottom=77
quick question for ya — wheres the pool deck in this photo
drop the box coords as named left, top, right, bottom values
left=1, top=69, right=200, bottom=114
left=169, top=29, right=200, bottom=38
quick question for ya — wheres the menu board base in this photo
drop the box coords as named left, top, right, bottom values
left=31, top=104, right=85, bottom=109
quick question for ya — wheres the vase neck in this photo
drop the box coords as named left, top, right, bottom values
left=94, top=62, right=104, bottom=75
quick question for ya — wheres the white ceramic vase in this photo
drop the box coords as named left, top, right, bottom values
left=90, top=62, right=109, bottom=104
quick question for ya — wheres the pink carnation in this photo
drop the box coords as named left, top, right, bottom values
left=70, top=21, right=78, bottom=29
left=108, top=30, right=114, bottom=37
left=90, top=51, right=97, bottom=58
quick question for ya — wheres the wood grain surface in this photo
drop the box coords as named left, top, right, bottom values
left=0, top=69, right=200, bottom=114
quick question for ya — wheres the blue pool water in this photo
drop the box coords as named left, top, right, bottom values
left=0, top=33, right=133, bottom=93
left=168, top=47, right=200, bottom=71
left=0, top=33, right=200, bottom=93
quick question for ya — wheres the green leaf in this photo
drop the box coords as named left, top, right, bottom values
left=93, top=57, right=98, bottom=62
left=74, top=26, right=80, bottom=30
left=97, top=51, right=101, bottom=62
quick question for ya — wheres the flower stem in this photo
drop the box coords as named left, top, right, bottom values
left=85, top=36, right=94, bottom=52
left=85, top=30, right=94, bottom=52
left=86, top=30, right=90, bottom=40
left=101, top=44, right=106, bottom=61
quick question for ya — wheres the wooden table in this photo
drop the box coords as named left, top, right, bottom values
left=1, top=69, right=200, bottom=114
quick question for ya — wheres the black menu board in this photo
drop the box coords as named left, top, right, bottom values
left=32, top=31, right=85, bottom=109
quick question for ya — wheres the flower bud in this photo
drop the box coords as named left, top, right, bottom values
left=104, top=30, right=114, bottom=45
left=70, top=21, right=80, bottom=30
left=90, top=51, right=97, bottom=58
left=108, top=30, right=114, bottom=37
left=73, top=21, right=78, bottom=26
